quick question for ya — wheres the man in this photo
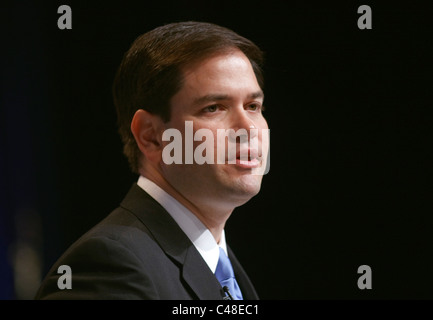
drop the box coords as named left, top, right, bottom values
left=35, top=21, right=269, bottom=300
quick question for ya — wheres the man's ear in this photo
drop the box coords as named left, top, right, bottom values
left=130, top=109, right=164, bottom=164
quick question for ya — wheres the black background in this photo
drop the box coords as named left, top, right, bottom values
left=2, top=0, right=432, bottom=299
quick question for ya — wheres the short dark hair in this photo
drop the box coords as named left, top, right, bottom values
left=112, top=21, right=264, bottom=173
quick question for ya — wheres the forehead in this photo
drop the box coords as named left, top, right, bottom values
left=178, top=49, right=261, bottom=97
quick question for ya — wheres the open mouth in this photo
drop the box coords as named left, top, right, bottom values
left=233, top=149, right=261, bottom=168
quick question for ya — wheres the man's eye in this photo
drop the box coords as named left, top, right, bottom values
left=203, top=105, right=218, bottom=113
left=247, top=104, right=262, bottom=111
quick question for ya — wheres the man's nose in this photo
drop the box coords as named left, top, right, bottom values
left=230, top=108, right=258, bottom=139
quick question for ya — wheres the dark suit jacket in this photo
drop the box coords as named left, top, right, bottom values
left=35, top=183, right=259, bottom=300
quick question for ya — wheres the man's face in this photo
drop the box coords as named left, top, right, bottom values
left=160, top=49, right=268, bottom=211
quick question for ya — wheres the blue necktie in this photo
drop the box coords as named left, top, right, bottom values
left=215, top=247, right=243, bottom=300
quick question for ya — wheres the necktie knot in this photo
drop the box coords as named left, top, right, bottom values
left=215, top=247, right=243, bottom=300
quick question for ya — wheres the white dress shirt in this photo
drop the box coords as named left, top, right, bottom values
left=137, top=175, right=227, bottom=273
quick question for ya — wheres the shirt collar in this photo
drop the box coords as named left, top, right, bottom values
left=137, top=175, right=227, bottom=273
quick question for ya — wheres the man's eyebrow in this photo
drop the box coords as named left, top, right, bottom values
left=193, top=94, right=230, bottom=106
left=248, top=91, right=265, bottom=100
left=193, top=91, right=264, bottom=105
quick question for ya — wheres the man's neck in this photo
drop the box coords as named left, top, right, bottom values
left=139, top=167, right=232, bottom=243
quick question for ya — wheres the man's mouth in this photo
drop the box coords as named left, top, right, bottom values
left=232, top=148, right=261, bottom=168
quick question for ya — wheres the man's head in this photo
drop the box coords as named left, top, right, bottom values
left=113, top=21, right=268, bottom=212
left=113, top=21, right=264, bottom=173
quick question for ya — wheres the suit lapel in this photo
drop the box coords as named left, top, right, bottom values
left=182, top=245, right=226, bottom=299
left=120, top=183, right=224, bottom=300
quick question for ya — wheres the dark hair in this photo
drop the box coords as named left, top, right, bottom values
left=112, top=21, right=264, bottom=173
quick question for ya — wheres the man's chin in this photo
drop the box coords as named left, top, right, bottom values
left=226, top=176, right=262, bottom=203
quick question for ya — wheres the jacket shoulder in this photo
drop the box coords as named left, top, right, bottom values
left=35, top=207, right=170, bottom=300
